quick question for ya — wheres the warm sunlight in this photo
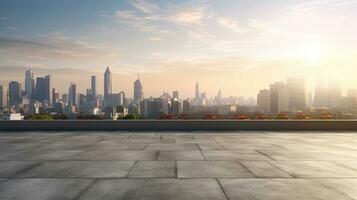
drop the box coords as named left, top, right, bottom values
left=306, top=46, right=321, bottom=62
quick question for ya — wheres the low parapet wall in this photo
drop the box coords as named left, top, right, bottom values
left=1, top=120, right=357, bottom=131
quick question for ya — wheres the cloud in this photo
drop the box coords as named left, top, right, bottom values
left=0, top=34, right=120, bottom=69
left=115, top=0, right=209, bottom=33
left=129, top=0, right=160, bottom=14
left=170, top=9, right=205, bottom=25
left=115, top=10, right=138, bottom=20
left=149, top=37, right=162, bottom=41
left=217, top=17, right=248, bottom=33
left=0, top=37, right=53, bottom=48
left=290, top=0, right=357, bottom=13
left=115, top=10, right=166, bottom=33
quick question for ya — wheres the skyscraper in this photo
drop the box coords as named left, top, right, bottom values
left=270, top=82, right=289, bottom=114
left=134, top=76, right=143, bottom=104
left=119, top=91, right=126, bottom=106
left=104, top=66, right=112, bottom=104
left=173, top=91, right=179, bottom=99
left=35, top=75, right=51, bottom=106
left=91, top=75, right=96, bottom=96
left=287, top=78, right=306, bottom=111
left=9, top=81, right=22, bottom=107
left=25, top=70, right=34, bottom=98
left=257, top=89, right=271, bottom=113
left=182, top=99, right=191, bottom=114
left=215, top=89, right=222, bottom=105
left=52, top=88, right=59, bottom=105
left=68, top=83, right=77, bottom=107
left=327, top=80, right=342, bottom=108
left=0, top=85, right=6, bottom=109
left=195, top=82, right=200, bottom=105
left=45, top=75, right=51, bottom=106
left=314, top=80, right=329, bottom=107
left=170, top=98, right=181, bottom=116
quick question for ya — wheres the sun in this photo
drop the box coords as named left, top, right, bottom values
left=306, top=46, right=321, bottom=62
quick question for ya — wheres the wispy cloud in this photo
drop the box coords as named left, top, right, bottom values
left=149, top=37, right=162, bottom=41
left=290, top=0, right=357, bottom=13
left=115, top=0, right=209, bottom=33
left=129, top=0, right=160, bottom=14
left=0, top=34, right=120, bottom=68
left=170, top=9, right=205, bottom=25
left=217, top=17, right=248, bottom=33
left=115, top=10, right=166, bottom=33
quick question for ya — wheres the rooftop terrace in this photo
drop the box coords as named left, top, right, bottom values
left=0, top=131, right=357, bottom=199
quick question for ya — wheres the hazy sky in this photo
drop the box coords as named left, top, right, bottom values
left=1, top=0, right=357, bottom=97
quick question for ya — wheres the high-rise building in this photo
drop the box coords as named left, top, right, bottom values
left=170, top=98, right=181, bottom=116
left=91, top=75, right=96, bottom=96
left=287, top=78, right=306, bottom=111
left=45, top=75, right=51, bottom=106
left=0, top=85, right=6, bottom=109
left=62, top=94, right=68, bottom=105
left=307, top=92, right=313, bottom=107
left=314, top=80, right=341, bottom=108
left=35, top=77, right=45, bottom=101
left=35, top=75, right=51, bottom=106
left=173, top=91, right=179, bottom=99
left=347, top=89, right=357, bottom=98
left=104, top=66, right=112, bottom=104
left=68, top=83, right=77, bottom=107
left=134, top=76, right=143, bottom=104
left=327, top=80, right=342, bottom=108
left=215, top=89, right=222, bottom=105
left=52, top=88, right=59, bottom=105
left=108, top=93, right=120, bottom=107
left=195, top=82, right=200, bottom=105
left=25, top=70, right=34, bottom=98
left=140, top=98, right=164, bottom=119
left=182, top=99, right=191, bottom=114
left=200, top=91, right=207, bottom=106
left=314, top=81, right=329, bottom=107
left=119, top=91, right=126, bottom=106
left=270, top=82, right=289, bottom=114
left=9, top=81, right=22, bottom=107
left=257, top=89, right=271, bottom=113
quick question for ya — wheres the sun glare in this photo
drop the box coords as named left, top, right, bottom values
left=306, top=46, right=321, bottom=62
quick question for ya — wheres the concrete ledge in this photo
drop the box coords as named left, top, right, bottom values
left=1, top=120, right=357, bottom=131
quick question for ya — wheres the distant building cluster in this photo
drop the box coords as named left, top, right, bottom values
left=0, top=67, right=255, bottom=120
left=1, top=68, right=356, bottom=120
left=257, top=78, right=357, bottom=119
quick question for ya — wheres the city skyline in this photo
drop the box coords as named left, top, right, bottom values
left=0, top=66, right=355, bottom=101
left=2, top=67, right=357, bottom=120
left=0, top=66, right=355, bottom=99
left=1, top=0, right=357, bottom=98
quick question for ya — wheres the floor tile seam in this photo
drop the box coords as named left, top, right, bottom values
left=313, top=179, right=355, bottom=200
left=196, top=143, right=208, bottom=161
left=267, top=161, right=298, bottom=178
left=234, top=161, right=257, bottom=178
left=212, top=137, right=227, bottom=149
left=215, top=178, right=229, bottom=200
left=126, top=160, right=139, bottom=178
left=10, top=162, right=43, bottom=178
left=74, top=179, right=99, bottom=200
left=253, top=150, right=276, bottom=161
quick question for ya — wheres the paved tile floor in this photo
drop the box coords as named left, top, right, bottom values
left=0, top=131, right=357, bottom=199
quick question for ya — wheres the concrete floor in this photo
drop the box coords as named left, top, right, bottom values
left=0, top=131, right=357, bottom=200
